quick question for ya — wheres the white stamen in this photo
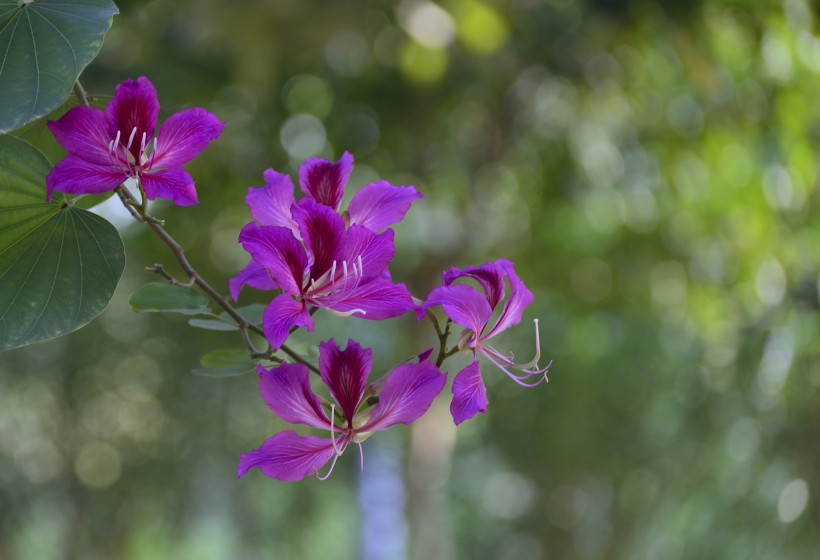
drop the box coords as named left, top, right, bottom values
left=126, top=126, right=137, bottom=150
left=140, top=132, right=147, bottom=155
left=357, top=255, right=363, bottom=278
left=327, top=307, right=367, bottom=318
left=108, top=139, right=114, bottom=154
left=113, top=130, right=121, bottom=148
left=342, top=260, right=349, bottom=288
left=329, top=260, right=337, bottom=283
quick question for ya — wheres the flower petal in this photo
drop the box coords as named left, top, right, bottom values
left=258, top=363, right=330, bottom=429
left=246, top=168, right=300, bottom=234
left=47, top=106, right=112, bottom=165
left=348, top=181, right=422, bottom=232
left=105, top=77, right=160, bottom=161
left=298, top=151, right=354, bottom=211
left=263, top=293, right=313, bottom=350
left=423, top=284, right=493, bottom=339
left=443, top=261, right=506, bottom=310
left=237, top=431, right=336, bottom=481
left=449, top=360, right=488, bottom=425
left=358, top=360, right=446, bottom=432
left=318, top=339, right=372, bottom=424
left=151, top=108, right=225, bottom=169
left=292, top=198, right=346, bottom=282
left=238, top=223, right=306, bottom=295
left=45, top=157, right=127, bottom=202
left=322, top=279, right=415, bottom=320
left=483, top=260, right=534, bottom=340
left=229, top=260, right=278, bottom=301
left=342, top=226, right=395, bottom=283
left=140, top=167, right=198, bottom=206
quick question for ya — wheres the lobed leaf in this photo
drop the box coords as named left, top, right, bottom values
left=0, top=0, right=119, bottom=133
left=0, top=135, right=125, bottom=353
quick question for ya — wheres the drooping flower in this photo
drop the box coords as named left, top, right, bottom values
left=46, top=77, right=225, bottom=206
left=238, top=339, right=446, bottom=482
left=232, top=196, right=415, bottom=350
left=423, top=259, right=551, bottom=425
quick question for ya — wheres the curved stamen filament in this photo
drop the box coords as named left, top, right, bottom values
left=315, top=452, right=341, bottom=481
left=480, top=347, right=549, bottom=387
left=354, top=434, right=364, bottom=472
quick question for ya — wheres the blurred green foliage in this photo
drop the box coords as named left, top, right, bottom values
left=2, top=0, right=820, bottom=558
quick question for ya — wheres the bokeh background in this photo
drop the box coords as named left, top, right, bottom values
left=2, top=0, right=820, bottom=558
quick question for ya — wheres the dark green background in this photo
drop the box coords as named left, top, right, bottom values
left=2, top=0, right=819, bottom=558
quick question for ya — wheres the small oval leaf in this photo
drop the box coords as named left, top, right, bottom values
left=188, top=318, right=238, bottom=331
left=129, top=282, right=211, bottom=316
left=0, top=0, right=119, bottom=133
left=193, top=348, right=256, bottom=378
left=0, top=135, right=125, bottom=353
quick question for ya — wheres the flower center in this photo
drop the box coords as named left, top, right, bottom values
left=108, top=126, right=157, bottom=176
left=304, top=255, right=364, bottom=299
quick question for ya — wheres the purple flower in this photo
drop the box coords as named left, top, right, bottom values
left=423, top=259, right=551, bottom=425
left=238, top=339, right=446, bottom=482
left=230, top=153, right=422, bottom=350
left=232, top=196, right=416, bottom=350
left=46, top=77, right=225, bottom=206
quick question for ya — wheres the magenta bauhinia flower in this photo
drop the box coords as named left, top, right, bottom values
left=46, top=77, right=225, bottom=206
left=423, top=259, right=551, bottom=425
left=238, top=339, right=446, bottom=482
left=231, top=195, right=416, bottom=350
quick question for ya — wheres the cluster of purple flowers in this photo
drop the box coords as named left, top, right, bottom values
left=46, top=77, right=550, bottom=483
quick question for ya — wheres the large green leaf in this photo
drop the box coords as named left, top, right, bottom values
left=0, top=0, right=119, bottom=133
left=0, top=135, right=125, bottom=353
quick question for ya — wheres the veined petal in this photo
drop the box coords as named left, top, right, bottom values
left=229, top=260, right=278, bottom=301
left=258, top=363, right=330, bottom=429
left=292, top=198, right=345, bottom=282
left=263, top=293, right=313, bottom=350
left=348, top=182, right=422, bottom=232
left=483, top=260, right=534, bottom=340
left=450, top=360, right=488, bottom=425
left=151, top=108, right=225, bottom=169
left=106, top=77, right=160, bottom=161
left=443, top=261, right=506, bottom=311
left=358, top=360, right=446, bottom=432
left=238, top=223, right=306, bottom=295
left=322, top=279, right=415, bottom=321
left=45, top=157, right=127, bottom=202
left=140, top=167, right=198, bottom=206
left=47, top=106, right=112, bottom=165
left=424, top=284, right=493, bottom=339
left=342, top=226, right=395, bottom=283
left=246, top=169, right=300, bottom=234
left=237, top=431, right=336, bottom=481
left=318, top=339, right=372, bottom=424
left=299, top=151, right=353, bottom=211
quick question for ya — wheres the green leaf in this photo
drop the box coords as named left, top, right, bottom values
left=193, top=349, right=256, bottom=378
left=129, top=282, right=211, bottom=316
left=0, top=135, right=125, bottom=353
left=223, top=303, right=266, bottom=326
left=189, top=303, right=267, bottom=331
left=0, top=0, right=119, bottom=133
left=188, top=318, right=238, bottom=331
